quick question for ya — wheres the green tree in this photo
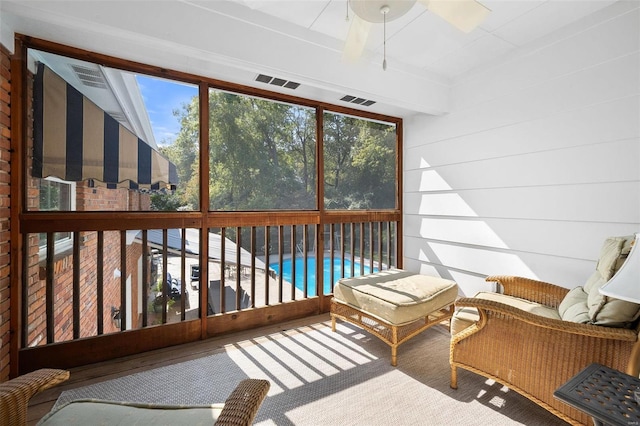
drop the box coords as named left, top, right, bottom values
left=323, top=113, right=396, bottom=209
left=207, top=91, right=316, bottom=210
left=151, top=96, right=200, bottom=211
left=287, top=108, right=317, bottom=195
left=150, top=191, right=184, bottom=211
left=159, top=90, right=395, bottom=213
left=349, top=122, right=396, bottom=209
left=323, top=113, right=359, bottom=208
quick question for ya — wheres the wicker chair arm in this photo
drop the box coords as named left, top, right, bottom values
left=485, top=275, right=570, bottom=308
left=0, top=368, right=70, bottom=426
left=455, top=297, right=638, bottom=341
left=215, top=378, right=270, bottom=426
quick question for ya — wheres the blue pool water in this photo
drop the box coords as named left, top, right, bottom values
left=269, top=257, right=378, bottom=295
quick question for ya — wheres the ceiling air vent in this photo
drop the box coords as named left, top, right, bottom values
left=340, top=95, right=376, bottom=107
left=255, top=74, right=300, bottom=90
left=70, top=65, right=108, bottom=89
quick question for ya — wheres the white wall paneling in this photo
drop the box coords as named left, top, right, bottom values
left=404, top=94, right=639, bottom=168
left=403, top=1, right=640, bottom=295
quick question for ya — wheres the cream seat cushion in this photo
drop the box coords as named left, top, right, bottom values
left=451, top=307, right=481, bottom=336
left=451, top=292, right=561, bottom=335
left=333, top=269, right=458, bottom=325
left=37, top=400, right=224, bottom=425
left=558, top=235, right=640, bottom=327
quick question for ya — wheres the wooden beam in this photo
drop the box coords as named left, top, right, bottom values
left=18, top=320, right=202, bottom=374
left=9, top=37, right=26, bottom=379
left=206, top=300, right=321, bottom=338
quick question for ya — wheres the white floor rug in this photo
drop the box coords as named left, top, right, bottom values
left=54, top=321, right=567, bottom=425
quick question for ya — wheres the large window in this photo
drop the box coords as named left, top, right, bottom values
left=19, top=37, right=402, bottom=361
left=27, top=47, right=398, bottom=214
left=27, top=48, right=198, bottom=212
left=323, top=112, right=397, bottom=210
left=208, top=89, right=317, bottom=211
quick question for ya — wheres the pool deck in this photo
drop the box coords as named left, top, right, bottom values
left=163, top=250, right=385, bottom=321
left=165, top=255, right=304, bottom=318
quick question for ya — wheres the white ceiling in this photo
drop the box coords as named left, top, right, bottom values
left=227, top=0, right=617, bottom=76
left=0, top=0, right=621, bottom=117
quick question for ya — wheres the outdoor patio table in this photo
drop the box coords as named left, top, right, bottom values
left=554, top=363, right=640, bottom=426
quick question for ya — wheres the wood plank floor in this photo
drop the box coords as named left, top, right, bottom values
left=27, top=313, right=331, bottom=425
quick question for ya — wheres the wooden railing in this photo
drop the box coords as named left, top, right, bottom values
left=18, top=212, right=400, bottom=372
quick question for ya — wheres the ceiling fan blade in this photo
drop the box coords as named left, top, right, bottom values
left=419, top=0, right=490, bottom=33
left=342, top=15, right=372, bottom=63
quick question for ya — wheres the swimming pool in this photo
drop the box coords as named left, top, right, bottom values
left=269, top=256, right=378, bottom=295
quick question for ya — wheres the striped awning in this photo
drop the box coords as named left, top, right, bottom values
left=33, top=63, right=178, bottom=191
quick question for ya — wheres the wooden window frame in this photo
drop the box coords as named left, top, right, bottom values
left=11, top=34, right=404, bottom=374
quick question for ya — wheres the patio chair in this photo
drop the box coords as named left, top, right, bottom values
left=208, top=280, right=251, bottom=315
left=0, top=368, right=70, bottom=426
left=450, top=234, right=640, bottom=425
left=190, top=264, right=200, bottom=285
left=1, top=366, right=269, bottom=426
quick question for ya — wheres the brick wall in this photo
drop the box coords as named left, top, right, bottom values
left=76, top=184, right=144, bottom=330
left=0, top=44, right=11, bottom=382
left=0, top=46, right=153, bottom=375
left=23, top=77, right=150, bottom=346
left=25, top=183, right=148, bottom=344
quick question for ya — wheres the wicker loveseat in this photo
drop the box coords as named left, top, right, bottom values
left=1, top=367, right=270, bottom=426
left=450, top=234, right=640, bottom=426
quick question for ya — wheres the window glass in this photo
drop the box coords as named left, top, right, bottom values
left=27, top=48, right=199, bottom=212
left=208, top=89, right=317, bottom=211
left=323, top=112, right=397, bottom=210
left=39, top=178, right=72, bottom=211
left=38, top=177, right=74, bottom=248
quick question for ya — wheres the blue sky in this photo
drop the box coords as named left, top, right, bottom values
left=136, top=75, right=198, bottom=146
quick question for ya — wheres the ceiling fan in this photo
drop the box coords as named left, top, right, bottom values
left=343, top=0, right=491, bottom=70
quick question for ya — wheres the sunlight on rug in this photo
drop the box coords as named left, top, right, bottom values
left=225, top=323, right=379, bottom=397
left=55, top=320, right=568, bottom=425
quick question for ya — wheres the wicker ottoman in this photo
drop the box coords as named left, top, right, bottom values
left=331, top=269, right=458, bottom=366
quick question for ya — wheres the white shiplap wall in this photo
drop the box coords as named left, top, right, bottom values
left=403, top=1, right=640, bottom=297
